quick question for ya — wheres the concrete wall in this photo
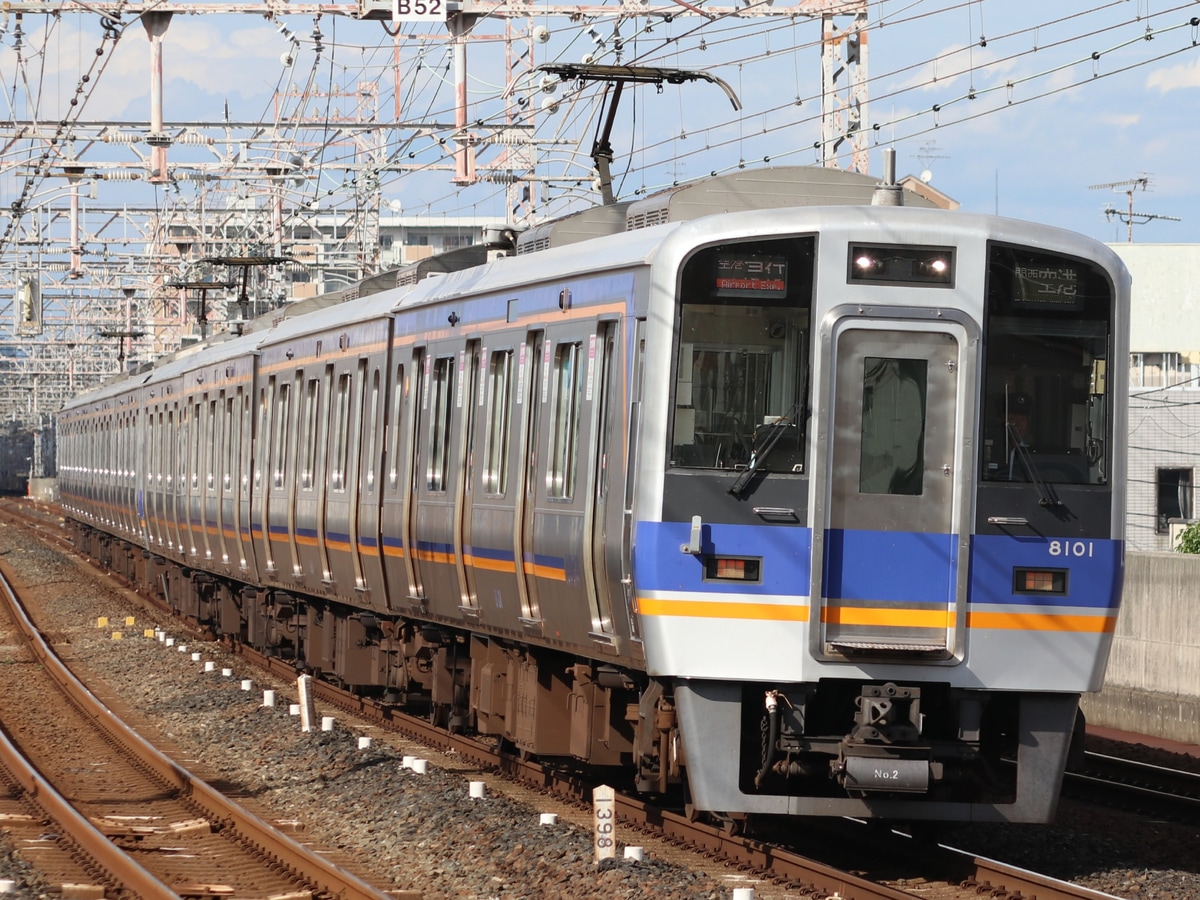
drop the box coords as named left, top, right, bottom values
left=1110, top=244, right=1200, bottom=353
left=27, top=478, right=58, bottom=504
left=1079, top=550, right=1200, bottom=743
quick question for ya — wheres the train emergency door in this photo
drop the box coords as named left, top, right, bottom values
left=816, top=321, right=968, bottom=659
left=527, top=320, right=619, bottom=644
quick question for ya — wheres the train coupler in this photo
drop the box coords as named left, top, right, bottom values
left=833, top=745, right=943, bottom=794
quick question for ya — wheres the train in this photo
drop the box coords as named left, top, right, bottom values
left=57, top=164, right=1130, bottom=824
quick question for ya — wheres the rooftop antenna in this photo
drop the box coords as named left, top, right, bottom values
left=916, top=141, right=949, bottom=184
left=1089, top=176, right=1181, bottom=242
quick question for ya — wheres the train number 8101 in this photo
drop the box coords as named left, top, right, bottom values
left=1047, top=540, right=1094, bottom=558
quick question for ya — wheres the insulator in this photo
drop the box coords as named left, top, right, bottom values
left=176, top=133, right=214, bottom=146
left=104, top=132, right=141, bottom=144
left=490, top=129, right=529, bottom=146
left=100, top=171, right=141, bottom=181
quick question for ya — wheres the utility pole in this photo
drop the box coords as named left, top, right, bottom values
left=1089, top=177, right=1181, bottom=242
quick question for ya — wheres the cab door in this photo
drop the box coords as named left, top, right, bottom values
left=815, top=321, right=968, bottom=659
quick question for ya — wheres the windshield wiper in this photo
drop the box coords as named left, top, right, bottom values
left=729, top=402, right=802, bottom=498
left=1007, top=422, right=1062, bottom=508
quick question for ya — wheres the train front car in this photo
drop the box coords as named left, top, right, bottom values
left=635, top=205, right=1129, bottom=823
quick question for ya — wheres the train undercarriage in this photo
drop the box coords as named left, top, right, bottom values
left=78, top=525, right=1077, bottom=820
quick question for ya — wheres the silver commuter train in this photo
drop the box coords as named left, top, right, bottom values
left=57, top=166, right=1129, bottom=824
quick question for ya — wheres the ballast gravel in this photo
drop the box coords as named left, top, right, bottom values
left=1, top=507, right=1199, bottom=900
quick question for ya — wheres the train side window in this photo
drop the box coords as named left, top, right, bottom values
left=427, top=357, right=454, bottom=491
left=671, top=236, right=814, bottom=471
left=388, top=363, right=404, bottom=490
left=224, top=395, right=236, bottom=492
left=258, top=378, right=273, bottom=491
left=483, top=349, right=513, bottom=495
left=549, top=341, right=583, bottom=499
left=331, top=372, right=351, bottom=492
left=982, top=244, right=1114, bottom=485
left=365, top=367, right=380, bottom=494
left=300, top=376, right=319, bottom=491
left=207, top=399, right=219, bottom=491
left=191, top=402, right=202, bottom=490
left=167, top=408, right=175, bottom=489
left=273, top=382, right=291, bottom=489
left=859, top=357, right=927, bottom=496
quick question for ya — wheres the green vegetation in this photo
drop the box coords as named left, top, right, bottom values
left=1174, top=522, right=1200, bottom=554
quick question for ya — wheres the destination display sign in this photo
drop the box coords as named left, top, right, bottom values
left=713, top=254, right=788, bottom=298
left=1012, top=262, right=1085, bottom=309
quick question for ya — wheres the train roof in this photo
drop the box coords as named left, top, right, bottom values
left=514, top=166, right=942, bottom=254
left=59, top=328, right=264, bottom=411
left=60, top=168, right=1130, bottom=416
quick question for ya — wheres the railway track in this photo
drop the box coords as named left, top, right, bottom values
left=1064, top=751, right=1200, bottom=823
left=255, top=645, right=1132, bottom=900
left=0, top=555, right=395, bottom=900
left=0, top=500, right=1141, bottom=900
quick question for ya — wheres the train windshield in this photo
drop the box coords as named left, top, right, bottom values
left=981, top=244, right=1114, bottom=485
left=670, top=236, right=815, bottom=471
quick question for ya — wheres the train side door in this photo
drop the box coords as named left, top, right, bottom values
left=267, top=375, right=301, bottom=578
left=321, top=363, right=351, bottom=588
left=379, top=358, right=410, bottom=609
left=212, top=393, right=230, bottom=565
left=201, top=396, right=218, bottom=561
left=236, top=386, right=256, bottom=573
left=311, top=365, right=335, bottom=583
left=354, top=363, right=386, bottom=598
left=454, top=340, right=482, bottom=610
left=182, top=401, right=197, bottom=556
left=528, top=320, right=619, bottom=644
left=517, top=332, right=545, bottom=622
left=815, top=321, right=968, bottom=659
left=464, top=333, right=536, bottom=629
left=587, top=321, right=620, bottom=636
left=413, top=344, right=467, bottom=615
left=256, top=377, right=277, bottom=576
left=401, top=349, right=429, bottom=603
left=167, top=404, right=181, bottom=555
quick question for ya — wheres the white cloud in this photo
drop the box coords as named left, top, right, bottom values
left=1146, top=57, right=1200, bottom=92
left=1097, top=112, right=1141, bottom=129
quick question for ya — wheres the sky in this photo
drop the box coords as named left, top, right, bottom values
left=4, top=0, right=1200, bottom=244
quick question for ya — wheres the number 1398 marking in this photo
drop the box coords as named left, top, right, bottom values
left=1048, top=540, right=1094, bottom=557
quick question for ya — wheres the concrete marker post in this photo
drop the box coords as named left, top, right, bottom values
left=593, top=784, right=616, bottom=863
left=297, top=673, right=317, bottom=733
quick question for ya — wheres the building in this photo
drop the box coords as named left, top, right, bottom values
left=1110, top=244, right=1200, bottom=551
